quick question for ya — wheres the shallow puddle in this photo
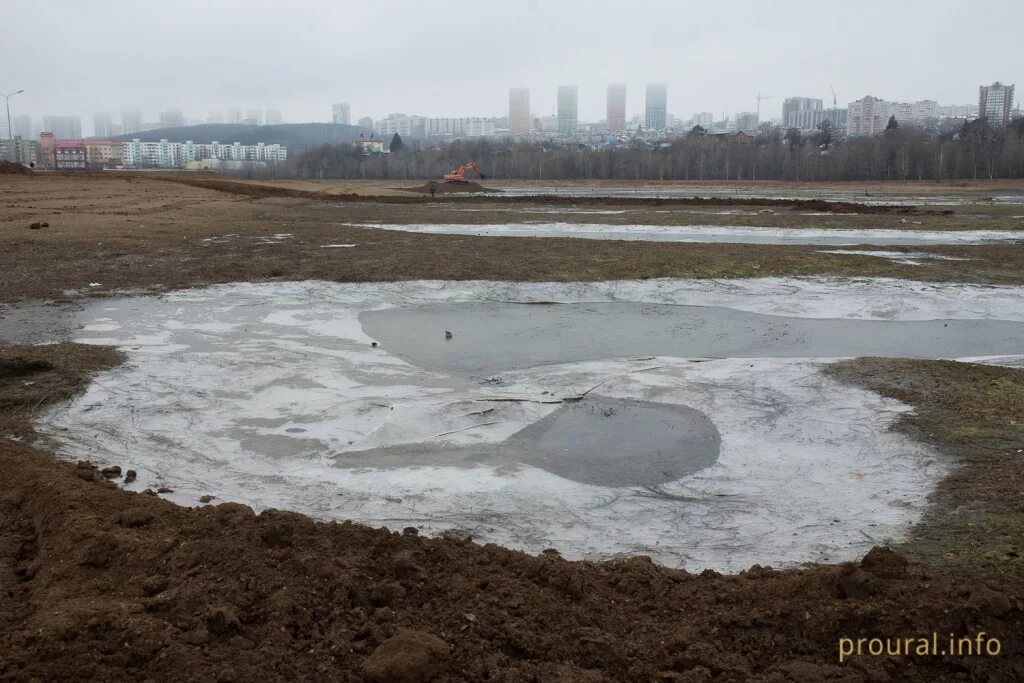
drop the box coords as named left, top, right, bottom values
left=360, top=301, right=1024, bottom=375
left=30, top=278, right=1024, bottom=570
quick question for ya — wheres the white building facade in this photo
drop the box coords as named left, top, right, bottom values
left=121, top=139, right=287, bottom=168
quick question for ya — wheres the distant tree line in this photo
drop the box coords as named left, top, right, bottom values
left=289, top=117, right=1024, bottom=182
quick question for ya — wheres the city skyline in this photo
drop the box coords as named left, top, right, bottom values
left=2, top=0, right=1021, bottom=133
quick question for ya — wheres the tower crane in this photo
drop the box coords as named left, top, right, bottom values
left=756, top=91, right=774, bottom=122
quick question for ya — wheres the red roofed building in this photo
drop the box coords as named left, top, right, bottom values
left=54, top=140, right=86, bottom=169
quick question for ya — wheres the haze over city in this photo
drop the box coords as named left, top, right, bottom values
left=3, top=0, right=1021, bottom=132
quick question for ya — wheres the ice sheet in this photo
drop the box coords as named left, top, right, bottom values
left=343, top=222, right=1024, bottom=245
left=33, top=277, right=1024, bottom=570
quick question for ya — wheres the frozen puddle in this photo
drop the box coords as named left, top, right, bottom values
left=344, top=222, right=1024, bottom=245
left=819, top=249, right=974, bottom=266
left=36, top=278, right=1024, bottom=571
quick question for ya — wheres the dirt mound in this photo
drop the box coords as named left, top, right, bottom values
left=0, top=161, right=32, bottom=175
left=404, top=181, right=494, bottom=194
left=1, top=343, right=1023, bottom=681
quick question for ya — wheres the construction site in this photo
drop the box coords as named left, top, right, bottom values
left=2, top=168, right=1024, bottom=681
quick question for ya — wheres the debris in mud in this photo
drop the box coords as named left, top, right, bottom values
left=100, top=465, right=122, bottom=479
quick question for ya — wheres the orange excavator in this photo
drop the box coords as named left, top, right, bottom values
left=443, top=162, right=486, bottom=183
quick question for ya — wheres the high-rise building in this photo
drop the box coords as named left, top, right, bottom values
left=692, top=112, right=714, bottom=128
left=644, top=83, right=667, bottom=131
left=823, top=108, right=849, bottom=131
left=225, top=107, right=242, bottom=124
left=509, top=88, right=531, bottom=135
left=13, top=114, right=34, bottom=139
left=332, top=102, right=351, bottom=125
left=782, top=97, right=823, bottom=128
left=557, top=85, right=578, bottom=135
left=979, top=82, right=1015, bottom=126
left=265, top=108, right=282, bottom=125
left=42, top=115, right=82, bottom=139
left=936, top=104, right=978, bottom=119
left=159, top=109, right=185, bottom=129
left=244, top=108, right=262, bottom=125
left=122, top=109, right=143, bottom=135
left=92, top=112, right=112, bottom=138
left=606, top=83, right=626, bottom=133
left=734, top=112, right=759, bottom=131
left=357, top=116, right=374, bottom=130
left=847, top=96, right=892, bottom=136
left=207, top=110, right=224, bottom=124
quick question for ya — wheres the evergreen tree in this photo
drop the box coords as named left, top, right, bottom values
left=389, top=133, right=405, bottom=153
left=886, top=115, right=899, bottom=130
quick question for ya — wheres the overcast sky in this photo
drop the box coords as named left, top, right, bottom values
left=3, top=0, right=1021, bottom=134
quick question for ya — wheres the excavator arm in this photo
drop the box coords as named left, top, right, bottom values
left=443, top=162, right=487, bottom=182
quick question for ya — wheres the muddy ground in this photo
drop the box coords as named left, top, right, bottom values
left=2, top=173, right=1024, bottom=303
left=1, top=172, right=1023, bottom=681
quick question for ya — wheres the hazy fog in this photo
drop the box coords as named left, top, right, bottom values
left=2, top=0, right=1021, bottom=130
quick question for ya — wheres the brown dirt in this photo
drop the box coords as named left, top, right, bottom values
left=0, top=161, right=32, bottom=175
left=404, top=181, right=495, bottom=194
left=3, top=174, right=1024, bottom=679
left=0, top=344, right=1022, bottom=681
left=3, top=173, right=1024, bottom=304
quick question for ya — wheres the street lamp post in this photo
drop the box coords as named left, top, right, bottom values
left=2, top=90, right=25, bottom=140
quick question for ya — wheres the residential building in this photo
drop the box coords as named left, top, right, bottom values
left=509, top=88, right=531, bottom=135
left=375, top=114, right=427, bottom=138
left=122, top=109, right=143, bottom=135
left=121, top=138, right=286, bottom=168
left=265, top=108, right=282, bottom=125
left=822, top=108, right=848, bottom=131
left=557, top=85, right=578, bottom=135
left=425, top=117, right=496, bottom=138
left=225, top=107, right=242, bottom=124
left=93, top=112, right=112, bottom=138
left=83, top=140, right=123, bottom=167
left=786, top=109, right=825, bottom=131
left=42, top=115, right=82, bottom=140
left=332, top=102, right=351, bottom=125
left=911, top=100, right=938, bottom=122
left=734, top=112, right=759, bottom=132
left=979, top=82, right=1015, bottom=126
left=358, top=116, right=374, bottom=130
left=606, top=83, right=626, bottom=133
left=782, top=97, right=823, bottom=129
left=539, top=115, right=558, bottom=133
left=207, top=110, right=224, bottom=124
left=159, top=109, right=185, bottom=129
left=644, top=82, right=667, bottom=130
left=847, top=96, right=892, bottom=136
left=937, top=104, right=978, bottom=119
left=0, top=136, right=37, bottom=166
left=13, top=114, right=35, bottom=139
left=54, top=140, right=86, bottom=169
left=692, top=112, right=714, bottom=128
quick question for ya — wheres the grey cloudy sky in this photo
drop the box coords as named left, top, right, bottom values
left=3, top=0, right=1021, bottom=133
